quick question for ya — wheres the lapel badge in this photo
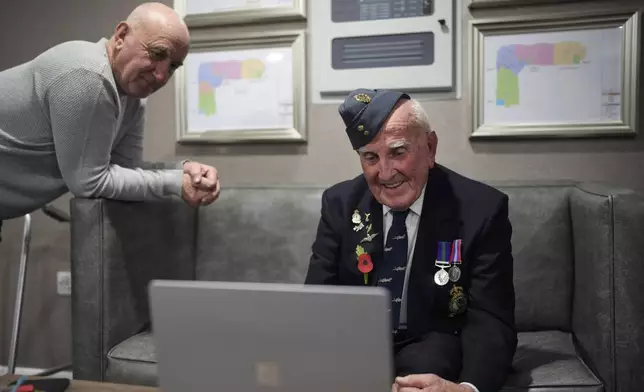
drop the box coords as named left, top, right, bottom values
left=352, top=209, right=364, bottom=231
left=352, top=209, right=361, bottom=224
left=360, top=223, right=379, bottom=243
left=448, top=286, right=467, bottom=317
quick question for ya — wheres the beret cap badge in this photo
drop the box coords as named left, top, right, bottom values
left=354, top=93, right=371, bottom=104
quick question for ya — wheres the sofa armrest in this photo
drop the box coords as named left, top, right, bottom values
left=70, top=197, right=197, bottom=381
left=570, top=183, right=644, bottom=392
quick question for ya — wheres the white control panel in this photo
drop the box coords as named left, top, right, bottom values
left=310, top=0, right=456, bottom=102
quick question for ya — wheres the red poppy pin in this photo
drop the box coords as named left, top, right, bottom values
left=355, top=245, right=373, bottom=284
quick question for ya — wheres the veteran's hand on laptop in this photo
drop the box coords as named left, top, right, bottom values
left=183, top=161, right=221, bottom=205
left=392, top=374, right=475, bottom=392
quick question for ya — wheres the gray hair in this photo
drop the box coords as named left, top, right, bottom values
left=356, top=98, right=432, bottom=153
left=408, top=99, right=431, bottom=133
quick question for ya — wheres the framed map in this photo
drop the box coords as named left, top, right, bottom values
left=174, top=0, right=306, bottom=27
left=175, top=30, right=307, bottom=144
left=470, top=10, right=641, bottom=139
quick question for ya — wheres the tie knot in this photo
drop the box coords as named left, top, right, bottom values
left=391, top=209, right=409, bottom=225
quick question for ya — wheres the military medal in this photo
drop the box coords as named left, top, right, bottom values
left=448, top=286, right=467, bottom=317
left=434, top=241, right=451, bottom=286
left=449, top=239, right=462, bottom=282
left=434, top=269, right=449, bottom=286
left=448, top=266, right=461, bottom=282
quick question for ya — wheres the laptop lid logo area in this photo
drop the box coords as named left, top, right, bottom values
left=255, top=361, right=281, bottom=388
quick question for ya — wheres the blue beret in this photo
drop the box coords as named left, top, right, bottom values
left=338, top=88, right=410, bottom=150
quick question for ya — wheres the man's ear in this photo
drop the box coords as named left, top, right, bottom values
left=113, top=22, right=129, bottom=49
left=427, top=130, right=438, bottom=167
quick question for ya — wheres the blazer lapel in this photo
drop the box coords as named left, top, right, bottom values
left=347, top=189, right=383, bottom=286
left=407, top=167, right=462, bottom=335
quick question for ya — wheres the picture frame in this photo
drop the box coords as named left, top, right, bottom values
left=175, top=30, right=307, bottom=144
left=469, top=9, right=641, bottom=139
left=468, top=0, right=580, bottom=10
left=174, top=0, right=306, bottom=27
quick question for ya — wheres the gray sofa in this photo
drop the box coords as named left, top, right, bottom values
left=69, top=181, right=644, bottom=392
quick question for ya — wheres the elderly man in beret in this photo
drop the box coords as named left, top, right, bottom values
left=305, top=89, right=517, bottom=392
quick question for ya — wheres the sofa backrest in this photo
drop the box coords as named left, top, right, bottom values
left=194, top=183, right=576, bottom=333
left=194, top=187, right=323, bottom=284
left=500, top=184, right=573, bottom=332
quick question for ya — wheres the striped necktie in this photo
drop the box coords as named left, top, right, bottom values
left=378, top=209, right=409, bottom=334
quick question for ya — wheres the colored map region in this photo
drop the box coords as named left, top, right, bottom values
left=198, top=59, right=266, bottom=116
left=496, top=42, right=587, bottom=107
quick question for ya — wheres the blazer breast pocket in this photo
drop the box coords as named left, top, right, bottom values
left=432, top=275, right=468, bottom=318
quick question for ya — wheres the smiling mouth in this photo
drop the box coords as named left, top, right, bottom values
left=382, top=181, right=403, bottom=189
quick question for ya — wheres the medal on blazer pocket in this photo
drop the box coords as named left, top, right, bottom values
left=448, top=285, right=467, bottom=317
left=448, top=239, right=462, bottom=282
left=434, top=241, right=451, bottom=286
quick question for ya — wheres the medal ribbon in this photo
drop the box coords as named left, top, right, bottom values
left=450, top=239, right=462, bottom=265
left=436, top=241, right=451, bottom=267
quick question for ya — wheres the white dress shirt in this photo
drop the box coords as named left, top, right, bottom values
left=381, top=185, right=479, bottom=392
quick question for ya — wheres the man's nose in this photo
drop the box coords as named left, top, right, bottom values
left=377, top=158, right=395, bottom=179
left=153, top=61, right=170, bottom=84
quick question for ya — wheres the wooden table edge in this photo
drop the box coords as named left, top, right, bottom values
left=0, top=375, right=160, bottom=392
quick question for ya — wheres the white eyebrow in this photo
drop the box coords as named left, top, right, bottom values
left=388, top=140, right=409, bottom=149
left=357, top=139, right=409, bottom=155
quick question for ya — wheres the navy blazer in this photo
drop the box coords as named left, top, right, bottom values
left=305, top=164, right=517, bottom=392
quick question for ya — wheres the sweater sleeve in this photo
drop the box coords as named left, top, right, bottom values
left=47, top=68, right=183, bottom=200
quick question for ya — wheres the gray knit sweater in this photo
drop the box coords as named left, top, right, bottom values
left=0, top=38, right=183, bottom=220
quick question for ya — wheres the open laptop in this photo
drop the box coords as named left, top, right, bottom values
left=148, top=280, right=394, bottom=392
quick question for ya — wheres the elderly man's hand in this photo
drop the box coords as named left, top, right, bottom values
left=183, top=161, right=221, bottom=205
left=391, top=374, right=475, bottom=392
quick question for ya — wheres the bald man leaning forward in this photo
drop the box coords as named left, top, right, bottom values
left=0, top=2, right=220, bottom=239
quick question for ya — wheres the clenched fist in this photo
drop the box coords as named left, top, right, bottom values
left=181, top=161, right=221, bottom=206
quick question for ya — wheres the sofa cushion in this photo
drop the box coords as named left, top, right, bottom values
left=106, top=332, right=158, bottom=387
left=106, top=330, right=601, bottom=391
left=500, top=186, right=574, bottom=332
left=502, top=331, right=603, bottom=391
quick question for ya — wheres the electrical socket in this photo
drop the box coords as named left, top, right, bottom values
left=57, top=271, right=71, bottom=296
